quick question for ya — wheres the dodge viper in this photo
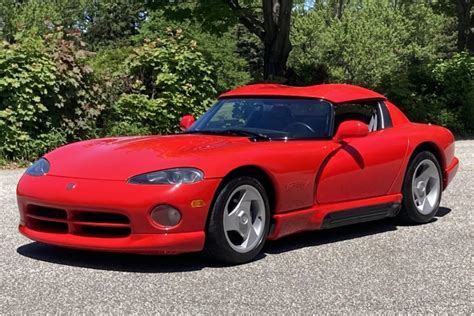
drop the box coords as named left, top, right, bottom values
left=17, top=84, right=459, bottom=264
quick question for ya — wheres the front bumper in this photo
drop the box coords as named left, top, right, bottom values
left=444, top=157, right=459, bottom=190
left=17, top=174, right=221, bottom=254
left=19, top=225, right=204, bottom=254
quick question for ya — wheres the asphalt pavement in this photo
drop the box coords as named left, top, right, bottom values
left=1, top=141, right=472, bottom=314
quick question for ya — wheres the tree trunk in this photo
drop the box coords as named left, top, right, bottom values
left=456, top=0, right=473, bottom=52
left=262, top=0, right=293, bottom=80
left=226, top=0, right=294, bottom=81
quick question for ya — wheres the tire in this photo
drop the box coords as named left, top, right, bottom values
left=205, top=176, right=271, bottom=264
left=399, top=151, right=442, bottom=224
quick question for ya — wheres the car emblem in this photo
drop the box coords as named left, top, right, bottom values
left=66, top=183, right=76, bottom=191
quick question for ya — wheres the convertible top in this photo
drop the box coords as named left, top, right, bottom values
left=219, top=83, right=386, bottom=104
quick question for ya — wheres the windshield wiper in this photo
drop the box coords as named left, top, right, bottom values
left=224, top=129, right=271, bottom=141
left=184, top=129, right=271, bottom=141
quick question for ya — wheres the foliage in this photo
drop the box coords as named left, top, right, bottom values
left=383, top=52, right=474, bottom=135
left=146, top=0, right=295, bottom=79
left=79, top=0, right=146, bottom=49
left=235, top=25, right=264, bottom=82
left=136, top=10, right=252, bottom=93
left=0, top=0, right=84, bottom=41
left=88, top=46, right=133, bottom=79
left=289, top=1, right=456, bottom=88
left=0, top=30, right=106, bottom=160
left=106, top=32, right=217, bottom=135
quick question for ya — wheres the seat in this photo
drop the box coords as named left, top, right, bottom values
left=368, top=112, right=378, bottom=132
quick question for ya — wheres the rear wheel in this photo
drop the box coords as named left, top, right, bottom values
left=399, top=151, right=442, bottom=223
left=205, top=176, right=270, bottom=264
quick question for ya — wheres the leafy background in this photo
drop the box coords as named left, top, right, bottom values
left=0, top=0, right=472, bottom=165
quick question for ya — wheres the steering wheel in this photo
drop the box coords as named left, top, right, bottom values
left=284, top=122, right=315, bottom=135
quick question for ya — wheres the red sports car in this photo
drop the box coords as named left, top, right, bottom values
left=17, top=84, right=459, bottom=264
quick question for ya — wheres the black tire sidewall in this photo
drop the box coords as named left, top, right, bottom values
left=401, top=151, right=442, bottom=223
left=205, top=176, right=271, bottom=264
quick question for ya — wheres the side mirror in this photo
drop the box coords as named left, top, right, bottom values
left=334, top=120, right=369, bottom=142
left=179, top=115, right=196, bottom=130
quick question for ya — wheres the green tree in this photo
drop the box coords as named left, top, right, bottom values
left=289, top=1, right=456, bottom=88
left=0, top=30, right=107, bottom=160
left=107, top=31, right=217, bottom=135
left=136, top=10, right=252, bottom=93
left=79, top=0, right=146, bottom=49
left=0, top=0, right=84, bottom=42
left=147, top=0, right=296, bottom=81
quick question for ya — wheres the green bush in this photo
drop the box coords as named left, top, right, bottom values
left=0, top=31, right=106, bottom=160
left=106, top=31, right=217, bottom=135
left=289, top=2, right=455, bottom=88
left=432, top=52, right=474, bottom=134
left=136, top=11, right=252, bottom=93
left=383, top=52, right=473, bottom=135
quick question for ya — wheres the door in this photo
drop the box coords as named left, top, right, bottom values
left=316, top=101, right=408, bottom=204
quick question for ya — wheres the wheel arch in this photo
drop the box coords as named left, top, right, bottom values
left=203, top=165, right=277, bottom=237
left=410, top=141, right=446, bottom=172
left=219, top=165, right=277, bottom=213
left=400, top=141, right=445, bottom=192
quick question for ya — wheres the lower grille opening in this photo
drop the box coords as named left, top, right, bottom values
left=24, top=205, right=132, bottom=237
left=72, top=211, right=130, bottom=224
left=27, top=205, right=67, bottom=219
left=76, top=225, right=131, bottom=238
left=27, top=218, right=68, bottom=233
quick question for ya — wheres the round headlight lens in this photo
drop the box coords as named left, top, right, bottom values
left=25, top=158, right=50, bottom=176
left=150, top=205, right=181, bottom=228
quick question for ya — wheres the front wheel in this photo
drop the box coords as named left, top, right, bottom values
left=399, top=151, right=442, bottom=224
left=205, top=176, right=270, bottom=264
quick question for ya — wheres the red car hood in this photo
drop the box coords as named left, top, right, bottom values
left=44, top=134, right=252, bottom=180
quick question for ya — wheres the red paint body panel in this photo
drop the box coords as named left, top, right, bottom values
left=19, top=225, right=204, bottom=254
left=17, top=174, right=220, bottom=234
left=17, top=175, right=220, bottom=253
left=17, top=84, right=459, bottom=255
left=385, top=123, right=457, bottom=195
left=316, top=128, right=408, bottom=204
left=384, top=101, right=410, bottom=125
left=268, top=194, right=403, bottom=240
left=220, top=83, right=386, bottom=103
left=444, top=157, right=459, bottom=189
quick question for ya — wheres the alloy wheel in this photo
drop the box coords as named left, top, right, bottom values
left=223, top=185, right=266, bottom=253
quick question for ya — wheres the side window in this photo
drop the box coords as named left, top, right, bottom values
left=379, top=101, right=393, bottom=128
left=334, top=101, right=383, bottom=133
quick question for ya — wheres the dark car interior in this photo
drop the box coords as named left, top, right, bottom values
left=334, top=102, right=382, bottom=133
left=245, top=102, right=332, bottom=138
left=192, top=98, right=385, bottom=139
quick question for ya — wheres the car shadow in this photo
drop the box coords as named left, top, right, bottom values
left=16, top=207, right=451, bottom=272
left=16, top=243, right=221, bottom=273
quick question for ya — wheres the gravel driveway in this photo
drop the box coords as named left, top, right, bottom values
left=1, top=141, right=472, bottom=314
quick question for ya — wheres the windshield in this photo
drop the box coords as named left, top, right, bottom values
left=187, top=98, right=333, bottom=140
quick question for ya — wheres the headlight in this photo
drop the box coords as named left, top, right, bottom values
left=25, top=158, right=50, bottom=176
left=128, top=168, right=204, bottom=185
